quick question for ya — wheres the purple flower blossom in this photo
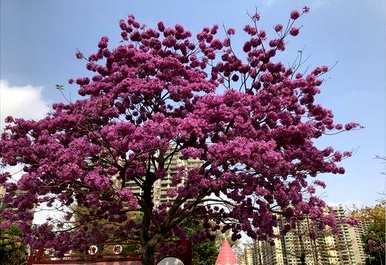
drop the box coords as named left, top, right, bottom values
left=289, top=27, right=300, bottom=36
left=290, top=10, right=300, bottom=20
left=75, top=50, right=83, bottom=59
left=227, top=28, right=236, bottom=35
left=274, top=24, right=283, bottom=32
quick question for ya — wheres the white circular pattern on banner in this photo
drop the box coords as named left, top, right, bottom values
left=113, top=244, right=123, bottom=255
left=88, top=245, right=98, bottom=255
left=157, top=257, right=184, bottom=265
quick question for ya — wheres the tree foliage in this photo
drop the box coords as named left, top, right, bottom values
left=0, top=225, right=27, bottom=265
left=352, top=202, right=385, bottom=265
left=182, top=219, right=218, bottom=265
left=0, top=6, right=358, bottom=264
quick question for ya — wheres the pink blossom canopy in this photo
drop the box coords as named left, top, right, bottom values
left=0, top=7, right=358, bottom=261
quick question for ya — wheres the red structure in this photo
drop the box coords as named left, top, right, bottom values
left=215, top=240, right=238, bottom=265
left=28, top=250, right=141, bottom=265
left=28, top=240, right=192, bottom=265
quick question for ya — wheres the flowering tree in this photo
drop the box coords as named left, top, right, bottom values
left=0, top=7, right=359, bottom=264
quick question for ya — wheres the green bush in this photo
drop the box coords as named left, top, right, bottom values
left=0, top=225, right=27, bottom=265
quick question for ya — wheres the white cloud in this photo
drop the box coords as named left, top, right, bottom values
left=0, top=80, right=49, bottom=129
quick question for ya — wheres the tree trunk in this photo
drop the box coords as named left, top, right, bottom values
left=141, top=171, right=156, bottom=265
left=300, top=254, right=306, bottom=265
left=142, top=243, right=155, bottom=265
left=279, top=219, right=289, bottom=265
left=297, top=225, right=306, bottom=265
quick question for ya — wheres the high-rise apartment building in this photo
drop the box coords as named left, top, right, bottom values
left=153, top=153, right=201, bottom=206
left=239, top=206, right=368, bottom=265
left=241, top=246, right=254, bottom=265
left=125, top=149, right=201, bottom=206
left=332, top=207, right=367, bottom=265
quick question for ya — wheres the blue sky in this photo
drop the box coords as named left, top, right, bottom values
left=1, top=0, right=385, bottom=206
